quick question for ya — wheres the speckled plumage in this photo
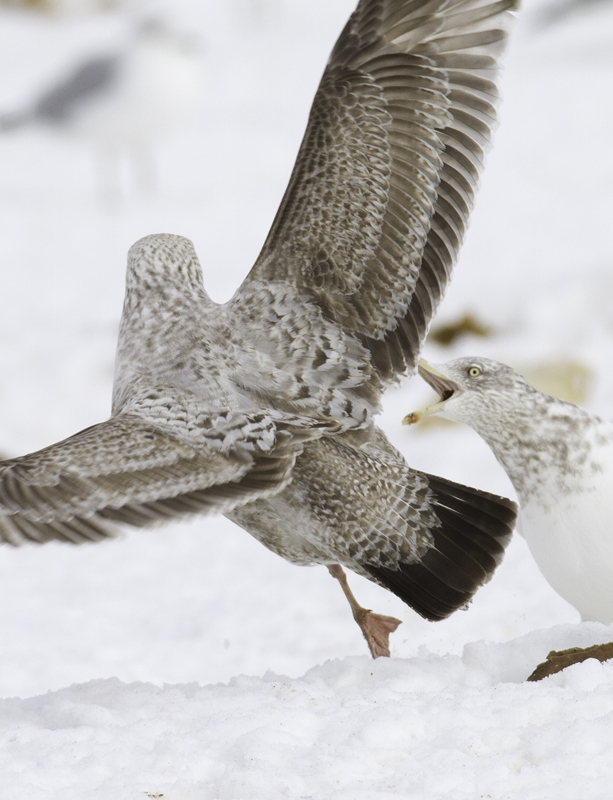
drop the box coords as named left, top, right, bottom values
left=0, top=1, right=520, bottom=649
left=410, top=357, right=613, bottom=623
left=229, top=428, right=516, bottom=622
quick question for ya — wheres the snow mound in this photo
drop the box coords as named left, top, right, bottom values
left=2, top=625, right=613, bottom=800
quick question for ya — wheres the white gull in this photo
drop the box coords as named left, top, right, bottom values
left=406, top=357, right=613, bottom=624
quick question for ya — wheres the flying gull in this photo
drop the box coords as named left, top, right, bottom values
left=0, top=20, right=200, bottom=201
left=0, top=0, right=519, bottom=658
left=406, top=357, right=613, bottom=627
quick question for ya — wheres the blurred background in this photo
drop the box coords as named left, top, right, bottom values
left=0, top=0, right=611, bottom=696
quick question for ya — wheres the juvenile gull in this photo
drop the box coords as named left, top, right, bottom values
left=405, top=357, right=613, bottom=625
left=0, top=0, right=519, bottom=658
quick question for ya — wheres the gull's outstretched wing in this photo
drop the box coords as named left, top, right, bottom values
left=0, top=402, right=303, bottom=546
left=240, top=0, right=517, bottom=381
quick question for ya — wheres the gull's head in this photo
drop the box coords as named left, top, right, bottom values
left=137, top=18, right=201, bottom=55
left=126, top=233, right=205, bottom=294
left=403, top=357, right=535, bottom=429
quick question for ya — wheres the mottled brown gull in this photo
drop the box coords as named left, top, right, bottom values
left=0, top=0, right=519, bottom=658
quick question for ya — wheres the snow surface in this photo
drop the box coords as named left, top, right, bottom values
left=0, top=1, right=612, bottom=797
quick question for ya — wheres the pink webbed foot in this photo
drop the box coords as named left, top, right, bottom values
left=328, top=564, right=402, bottom=659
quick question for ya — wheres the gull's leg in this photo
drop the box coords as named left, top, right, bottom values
left=131, top=144, right=157, bottom=199
left=328, top=564, right=401, bottom=659
left=97, top=145, right=124, bottom=210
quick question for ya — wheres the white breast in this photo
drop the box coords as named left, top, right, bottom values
left=520, top=442, right=613, bottom=622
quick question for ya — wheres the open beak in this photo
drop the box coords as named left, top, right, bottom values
left=402, top=359, right=461, bottom=425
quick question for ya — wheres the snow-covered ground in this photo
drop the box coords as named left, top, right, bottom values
left=0, top=1, right=612, bottom=797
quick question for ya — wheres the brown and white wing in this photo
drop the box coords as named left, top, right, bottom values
left=240, top=0, right=517, bottom=381
left=0, top=408, right=301, bottom=545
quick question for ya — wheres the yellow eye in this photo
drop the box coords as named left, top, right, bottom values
left=467, top=365, right=481, bottom=378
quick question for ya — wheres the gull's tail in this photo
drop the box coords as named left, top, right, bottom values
left=364, top=474, right=517, bottom=621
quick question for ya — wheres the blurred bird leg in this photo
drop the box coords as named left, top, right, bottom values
left=131, top=145, right=156, bottom=198
left=327, top=564, right=401, bottom=658
left=98, top=146, right=123, bottom=209
left=98, top=145, right=156, bottom=209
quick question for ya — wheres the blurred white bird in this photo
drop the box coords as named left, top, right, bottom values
left=0, top=19, right=201, bottom=203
